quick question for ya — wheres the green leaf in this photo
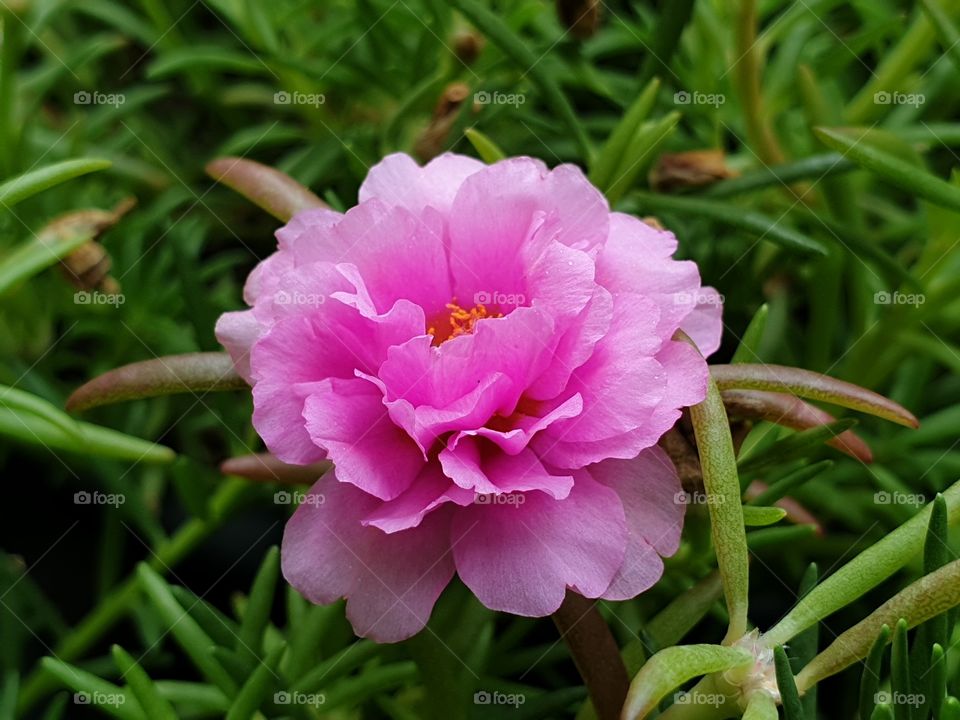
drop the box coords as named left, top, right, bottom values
left=748, top=461, right=833, bottom=506
left=0, top=158, right=111, bottom=208
left=67, top=353, right=247, bottom=412
left=320, top=662, right=418, bottom=712
left=605, top=113, right=680, bottom=205
left=687, top=339, right=750, bottom=643
left=146, top=47, right=270, bottom=78
left=922, top=0, right=960, bottom=71
left=711, top=364, right=919, bottom=428
left=705, top=153, right=854, bottom=198
left=859, top=625, right=892, bottom=720
left=236, top=546, right=279, bottom=662
left=742, top=506, right=787, bottom=527
left=110, top=646, right=178, bottom=720
left=205, top=157, right=327, bottom=222
left=225, top=643, right=285, bottom=720
left=589, top=77, right=660, bottom=191
left=731, top=304, right=769, bottom=364
left=737, top=419, right=859, bottom=475
left=291, top=640, right=382, bottom=694
left=929, top=644, right=946, bottom=720
left=764, top=481, right=960, bottom=649
left=0, top=232, right=86, bottom=295
left=38, top=658, right=141, bottom=720
left=774, top=646, right=805, bottom=720
left=723, top=391, right=872, bottom=463
left=890, top=619, right=911, bottom=720
left=0, top=385, right=81, bottom=438
left=912, top=495, right=950, bottom=708
left=793, top=564, right=820, bottom=718
left=873, top=705, right=896, bottom=720
left=815, top=127, right=960, bottom=213
left=633, top=192, right=828, bottom=255
left=449, top=0, right=591, bottom=157
left=136, top=564, right=237, bottom=695
left=464, top=128, right=506, bottom=163
left=796, top=560, right=960, bottom=690
left=621, top=645, right=750, bottom=720
left=943, top=697, right=960, bottom=720
left=0, top=406, right=175, bottom=463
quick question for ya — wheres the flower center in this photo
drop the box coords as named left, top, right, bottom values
left=427, top=300, right=502, bottom=345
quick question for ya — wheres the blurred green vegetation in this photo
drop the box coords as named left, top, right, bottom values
left=1, top=0, right=960, bottom=717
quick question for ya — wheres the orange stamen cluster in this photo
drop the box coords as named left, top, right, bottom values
left=428, top=300, right=502, bottom=345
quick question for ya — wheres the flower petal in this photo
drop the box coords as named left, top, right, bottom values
left=589, top=447, right=684, bottom=600
left=303, top=378, right=425, bottom=500
left=359, top=152, right=485, bottom=217
left=282, top=475, right=455, bottom=642
left=451, top=471, right=626, bottom=616
left=439, top=436, right=574, bottom=499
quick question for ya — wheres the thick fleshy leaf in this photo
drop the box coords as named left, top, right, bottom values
left=763, top=479, right=960, bottom=648
left=205, top=157, right=327, bottom=222
left=633, top=192, right=827, bottom=255
left=219, top=453, right=331, bottom=483
left=722, top=388, right=873, bottom=462
left=742, top=506, right=787, bottom=527
left=621, top=645, right=751, bottom=720
left=711, top=364, right=919, bottom=428
left=687, top=339, right=750, bottom=643
left=0, top=158, right=111, bottom=208
left=796, top=559, right=960, bottom=691
left=67, top=353, right=247, bottom=412
left=0, top=407, right=174, bottom=464
left=464, top=128, right=507, bottom=163
left=589, top=77, right=660, bottom=191
left=815, top=127, right=960, bottom=213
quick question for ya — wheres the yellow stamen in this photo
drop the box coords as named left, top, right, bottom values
left=427, top=299, right=502, bottom=345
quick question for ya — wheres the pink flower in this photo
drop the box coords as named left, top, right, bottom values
left=216, top=153, right=723, bottom=642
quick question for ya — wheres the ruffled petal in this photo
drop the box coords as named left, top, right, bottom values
left=359, top=152, right=485, bottom=217
left=451, top=471, right=626, bottom=616
left=439, top=436, right=574, bottom=499
left=589, top=447, right=684, bottom=600
left=303, top=378, right=425, bottom=500
left=282, top=476, right=455, bottom=642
